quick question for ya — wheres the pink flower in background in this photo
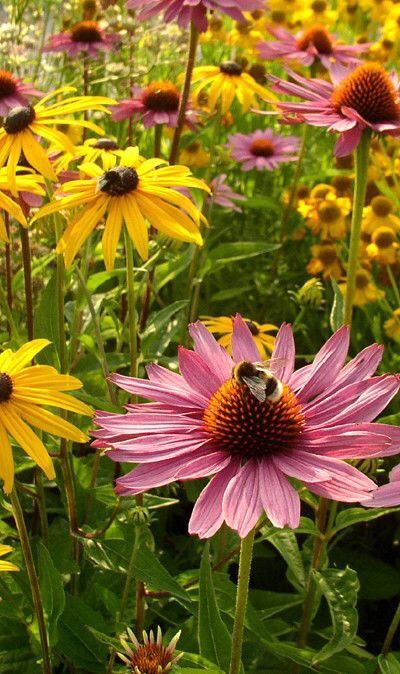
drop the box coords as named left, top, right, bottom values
left=0, top=70, right=41, bottom=116
left=209, top=174, right=245, bottom=212
left=269, top=62, right=400, bottom=157
left=258, top=25, right=369, bottom=70
left=126, top=0, right=264, bottom=32
left=112, top=81, right=198, bottom=129
left=43, top=21, right=119, bottom=58
left=94, top=316, right=400, bottom=539
left=227, top=129, right=300, bottom=171
left=364, top=464, right=400, bottom=508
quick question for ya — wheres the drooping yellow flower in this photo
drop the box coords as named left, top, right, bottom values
left=201, top=316, right=278, bottom=358
left=298, top=191, right=351, bottom=240
left=0, top=167, right=45, bottom=242
left=366, top=226, right=399, bottom=265
left=0, top=87, right=115, bottom=194
left=339, top=269, right=384, bottom=306
left=293, top=0, right=338, bottom=27
left=200, top=15, right=228, bottom=44
left=0, top=339, right=92, bottom=493
left=362, top=196, right=400, bottom=236
left=307, top=241, right=343, bottom=280
left=190, top=61, right=274, bottom=114
left=51, top=137, right=125, bottom=174
left=31, top=147, right=208, bottom=271
left=0, top=545, right=18, bottom=572
left=384, top=307, right=400, bottom=340
left=179, top=141, right=210, bottom=168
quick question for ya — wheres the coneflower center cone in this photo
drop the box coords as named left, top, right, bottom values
left=142, top=82, right=180, bottom=112
left=250, top=139, right=275, bottom=157
left=0, top=373, right=13, bottom=403
left=203, top=380, right=304, bottom=459
left=331, top=62, right=400, bottom=123
left=3, top=105, right=35, bottom=134
left=0, top=70, right=17, bottom=97
left=297, top=25, right=333, bottom=54
left=70, top=21, right=102, bottom=42
left=130, top=643, right=173, bottom=674
left=99, top=166, right=139, bottom=196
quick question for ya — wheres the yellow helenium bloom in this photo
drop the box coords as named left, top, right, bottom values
left=385, top=307, right=400, bottom=340
left=366, top=226, right=399, bottom=265
left=31, top=147, right=208, bottom=271
left=293, top=0, right=338, bottom=27
left=0, top=167, right=45, bottom=242
left=0, top=87, right=115, bottom=194
left=179, top=141, right=210, bottom=168
left=51, top=137, right=125, bottom=174
left=298, top=192, right=351, bottom=240
left=0, top=545, right=18, bottom=572
left=307, top=241, right=343, bottom=280
left=339, top=269, right=384, bottom=306
left=228, top=19, right=264, bottom=54
left=201, top=316, right=278, bottom=357
left=362, top=196, right=400, bottom=236
left=0, top=339, right=92, bottom=493
left=190, top=61, right=274, bottom=114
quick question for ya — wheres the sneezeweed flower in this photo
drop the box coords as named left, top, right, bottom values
left=31, top=147, right=208, bottom=271
left=0, top=88, right=114, bottom=193
left=307, top=241, right=344, bottom=280
left=0, top=339, right=92, bottom=493
left=191, top=61, right=273, bottom=114
left=43, top=20, right=119, bottom=57
left=384, top=308, right=400, bottom=340
left=94, top=316, right=400, bottom=537
left=0, top=70, right=41, bottom=116
left=201, top=316, right=278, bottom=357
left=117, top=626, right=182, bottom=673
left=227, top=129, right=299, bottom=171
left=366, top=227, right=399, bottom=265
left=179, top=141, right=210, bottom=168
left=200, top=14, right=228, bottom=43
left=126, top=0, right=264, bottom=33
left=270, top=62, right=400, bottom=157
left=258, top=24, right=369, bottom=70
left=0, top=167, right=45, bottom=242
left=339, top=268, right=385, bottom=305
left=298, top=191, right=351, bottom=239
left=112, top=82, right=198, bottom=130
left=362, top=196, right=400, bottom=235
left=209, top=174, right=245, bottom=212
left=0, top=545, right=18, bottom=572
left=229, top=18, right=264, bottom=54
left=293, top=0, right=338, bottom=27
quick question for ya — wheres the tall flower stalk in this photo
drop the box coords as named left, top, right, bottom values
left=229, top=528, right=255, bottom=674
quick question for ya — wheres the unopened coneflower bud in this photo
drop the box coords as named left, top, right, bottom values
left=117, top=626, right=183, bottom=673
left=131, top=505, right=149, bottom=526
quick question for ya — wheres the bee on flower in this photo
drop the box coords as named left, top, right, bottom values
left=201, top=316, right=278, bottom=357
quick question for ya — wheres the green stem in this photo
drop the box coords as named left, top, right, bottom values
left=10, top=487, right=51, bottom=674
left=228, top=528, right=255, bottom=674
left=344, top=129, right=372, bottom=327
left=19, top=225, right=34, bottom=341
left=154, top=123, right=163, bottom=158
left=34, top=469, right=49, bottom=546
left=386, top=264, right=400, bottom=307
left=4, top=212, right=13, bottom=314
left=375, top=602, right=400, bottom=672
left=169, top=21, right=199, bottom=165
left=124, top=227, right=138, bottom=378
left=0, top=280, right=18, bottom=341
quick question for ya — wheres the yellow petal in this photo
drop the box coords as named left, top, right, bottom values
left=102, top=198, right=123, bottom=272
left=6, top=339, right=51, bottom=376
left=12, top=400, right=89, bottom=443
left=12, top=389, right=93, bottom=416
left=122, top=194, right=149, bottom=261
left=0, top=421, right=14, bottom=494
left=0, top=406, right=55, bottom=480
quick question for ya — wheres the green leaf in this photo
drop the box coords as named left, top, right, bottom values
left=198, top=543, right=232, bottom=671
left=266, top=530, right=306, bottom=590
left=58, top=595, right=108, bottom=672
left=38, top=542, right=65, bottom=646
left=87, top=627, right=121, bottom=651
left=312, top=567, right=359, bottom=664
left=207, top=242, right=279, bottom=272
left=33, top=270, right=60, bottom=366
left=134, top=546, right=193, bottom=609
left=379, top=653, right=400, bottom=673
left=332, top=507, right=400, bottom=535
left=244, top=195, right=281, bottom=212
left=141, top=300, right=188, bottom=357
left=330, top=277, right=345, bottom=332
left=0, top=619, right=38, bottom=673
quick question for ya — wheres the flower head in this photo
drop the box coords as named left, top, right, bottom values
left=307, top=241, right=344, bottom=279
left=126, top=0, right=264, bottom=32
left=228, top=129, right=299, bottom=171
left=385, top=307, right=400, bottom=340
left=31, top=147, right=208, bottom=270
left=270, top=62, right=400, bottom=156
left=362, top=195, right=400, bottom=235
left=0, top=545, right=18, bottom=573
left=94, top=316, right=400, bottom=538
left=339, top=268, right=384, bottom=306
left=0, top=70, right=42, bottom=116
left=179, top=141, right=210, bottom=168
left=298, top=190, right=351, bottom=239
left=258, top=24, right=369, bottom=70
left=201, top=316, right=278, bottom=357
left=112, top=81, right=198, bottom=129
left=209, top=173, right=245, bottom=212
left=43, top=21, right=119, bottom=57
left=366, top=226, right=399, bottom=265
left=0, top=339, right=92, bottom=493
left=118, top=626, right=182, bottom=673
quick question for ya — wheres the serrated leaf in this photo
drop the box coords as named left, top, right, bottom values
left=38, top=542, right=65, bottom=646
left=267, top=530, right=306, bottom=590
left=198, top=543, right=232, bottom=671
left=330, top=277, right=345, bottom=332
left=312, top=567, right=359, bottom=664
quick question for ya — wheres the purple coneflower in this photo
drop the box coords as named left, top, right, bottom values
left=126, top=0, right=264, bottom=32
left=43, top=21, right=119, bottom=58
left=93, top=316, right=400, bottom=539
left=0, top=70, right=41, bottom=116
left=112, top=81, right=198, bottom=129
left=209, top=174, right=245, bottom=212
left=269, top=62, right=400, bottom=157
left=258, top=24, right=369, bottom=70
left=227, top=129, right=300, bottom=171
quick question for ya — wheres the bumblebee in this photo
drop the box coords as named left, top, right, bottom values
left=233, top=360, right=284, bottom=403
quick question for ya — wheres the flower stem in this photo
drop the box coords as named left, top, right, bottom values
left=375, top=601, right=400, bottom=672
left=4, top=211, right=13, bottom=313
left=228, top=528, right=255, bottom=674
left=19, top=225, right=34, bottom=341
left=344, top=129, right=372, bottom=327
left=124, top=227, right=138, bottom=378
left=386, top=264, right=400, bottom=307
left=10, top=486, right=51, bottom=674
left=169, top=21, right=199, bottom=165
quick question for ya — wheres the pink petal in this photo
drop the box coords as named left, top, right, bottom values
left=258, top=459, right=300, bottom=528
left=110, top=372, right=208, bottom=408
left=334, top=125, right=363, bottom=157
left=297, top=326, right=350, bottom=403
left=272, top=450, right=332, bottom=482
left=189, top=321, right=233, bottom=383
left=178, top=347, right=221, bottom=398
left=305, top=460, right=377, bottom=502
left=232, top=314, right=261, bottom=362
left=222, top=460, right=263, bottom=537
left=115, top=452, right=196, bottom=495
left=174, top=449, right=231, bottom=479
left=271, top=323, right=295, bottom=381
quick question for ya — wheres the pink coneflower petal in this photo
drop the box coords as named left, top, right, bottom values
left=178, top=347, right=222, bottom=397
left=110, top=372, right=208, bottom=408
left=271, top=322, right=295, bottom=380
left=296, top=325, right=350, bottom=402
left=232, top=314, right=261, bottom=362
left=189, top=459, right=241, bottom=538
left=189, top=321, right=234, bottom=382
left=258, top=460, right=300, bottom=529
left=222, top=460, right=263, bottom=538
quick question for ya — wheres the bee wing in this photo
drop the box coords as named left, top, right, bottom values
left=242, top=375, right=266, bottom=402
left=254, top=358, right=287, bottom=375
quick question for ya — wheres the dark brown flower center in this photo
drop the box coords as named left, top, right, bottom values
left=203, top=379, right=304, bottom=460
left=184, top=141, right=200, bottom=153
left=318, top=202, right=341, bottom=223
left=331, top=62, right=399, bottom=123
left=0, top=373, right=13, bottom=403
left=70, top=21, right=102, bottom=42
left=271, top=10, right=286, bottom=22
left=251, top=9, right=264, bottom=19
left=250, top=139, right=275, bottom=157
left=0, top=70, right=17, bottom=98
left=209, top=16, right=223, bottom=31
left=220, top=61, right=243, bottom=76
left=93, top=138, right=119, bottom=150
left=236, top=20, right=252, bottom=34
left=98, top=166, right=139, bottom=196
left=371, top=195, right=393, bottom=216
left=142, top=81, right=180, bottom=112
left=332, top=175, right=353, bottom=194
left=245, top=320, right=260, bottom=335
left=130, top=643, right=172, bottom=674
left=297, top=25, right=333, bottom=54
left=248, top=63, right=267, bottom=84
left=311, top=0, right=327, bottom=11
left=296, top=185, right=310, bottom=199
left=355, top=270, right=370, bottom=289
left=318, top=245, right=338, bottom=265
left=373, top=227, right=396, bottom=247
left=3, top=105, right=35, bottom=134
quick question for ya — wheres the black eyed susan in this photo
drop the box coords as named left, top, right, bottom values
left=0, top=545, right=18, bottom=572
left=0, top=87, right=115, bottom=194
left=31, top=147, right=208, bottom=271
left=190, top=61, right=274, bottom=113
left=201, top=315, right=278, bottom=357
left=0, top=339, right=92, bottom=493
left=51, top=137, right=125, bottom=174
left=0, top=167, right=45, bottom=242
